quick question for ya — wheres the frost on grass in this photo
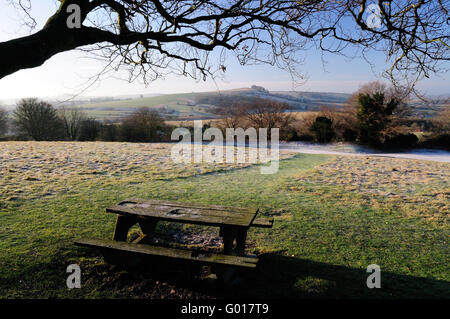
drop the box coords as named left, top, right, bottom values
left=287, top=156, right=449, bottom=224
left=0, top=142, right=293, bottom=203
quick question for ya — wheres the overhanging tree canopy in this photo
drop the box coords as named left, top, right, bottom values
left=1, top=0, right=448, bottom=92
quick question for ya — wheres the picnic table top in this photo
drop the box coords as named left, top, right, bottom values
left=106, top=198, right=260, bottom=227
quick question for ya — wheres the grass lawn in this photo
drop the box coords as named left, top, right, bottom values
left=0, top=142, right=448, bottom=298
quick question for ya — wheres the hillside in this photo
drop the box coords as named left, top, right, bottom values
left=73, top=87, right=351, bottom=120
left=3, top=87, right=443, bottom=121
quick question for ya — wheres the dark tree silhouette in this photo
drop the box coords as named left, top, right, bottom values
left=0, top=107, right=8, bottom=137
left=59, top=106, right=87, bottom=140
left=241, top=98, right=294, bottom=132
left=357, top=91, right=401, bottom=146
left=120, top=107, right=165, bottom=142
left=310, top=116, right=335, bottom=143
left=78, top=118, right=102, bottom=141
left=212, top=99, right=247, bottom=130
left=0, top=1, right=448, bottom=92
left=13, top=98, right=65, bottom=141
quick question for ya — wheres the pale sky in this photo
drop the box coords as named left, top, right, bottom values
left=0, top=1, right=448, bottom=101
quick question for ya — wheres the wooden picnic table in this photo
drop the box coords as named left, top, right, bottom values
left=108, top=198, right=271, bottom=256
left=75, top=198, right=274, bottom=273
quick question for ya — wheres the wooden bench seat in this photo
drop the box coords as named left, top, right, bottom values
left=75, top=238, right=258, bottom=269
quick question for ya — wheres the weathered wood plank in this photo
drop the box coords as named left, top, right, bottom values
left=106, top=198, right=259, bottom=227
left=108, top=206, right=232, bottom=226
left=75, top=239, right=258, bottom=268
left=113, top=199, right=256, bottom=218
left=110, top=202, right=255, bottom=218
left=119, top=198, right=252, bottom=213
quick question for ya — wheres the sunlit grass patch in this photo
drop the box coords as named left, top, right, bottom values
left=286, top=156, right=449, bottom=226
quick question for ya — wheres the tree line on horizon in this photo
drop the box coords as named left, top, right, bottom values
left=0, top=100, right=173, bottom=143
left=212, top=81, right=449, bottom=149
left=0, top=82, right=448, bottom=150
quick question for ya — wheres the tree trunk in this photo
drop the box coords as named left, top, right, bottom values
left=0, top=21, right=150, bottom=80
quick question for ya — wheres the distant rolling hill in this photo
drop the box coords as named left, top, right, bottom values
left=2, top=86, right=446, bottom=121
left=75, top=87, right=352, bottom=121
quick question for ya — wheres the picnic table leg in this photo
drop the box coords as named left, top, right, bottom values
left=218, top=226, right=250, bottom=285
left=138, top=217, right=158, bottom=243
left=220, top=226, right=235, bottom=255
left=235, top=227, right=248, bottom=256
left=107, top=215, right=140, bottom=266
left=112, top=215, right=137, bottom=242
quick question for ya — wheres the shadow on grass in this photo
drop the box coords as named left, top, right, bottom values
left=241, top=252, right=450, bottom=299
left=72, top=248, right=450, bottom=299
left=3, top=247, right=448, bottom=299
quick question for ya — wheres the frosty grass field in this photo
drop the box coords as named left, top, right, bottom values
left=0, top=142, right=448, bottom=298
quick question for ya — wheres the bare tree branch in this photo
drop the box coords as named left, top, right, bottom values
left=0, top=0, right=448, bottom=93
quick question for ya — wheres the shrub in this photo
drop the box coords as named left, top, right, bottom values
left=120, top=108, right=165, bottom=142
left=292, top=111, right=318, bottom=142
left=382, top=133, right=418, bottom=149
left=310, top=116, right=335, bottom=143
left=279, top=125, right=301, bottom=141
left=357, top=92, right=401, bottom=146
left=331, top=104, right=359, bottom=141
left=294, top=106, right=358, bottom=143
left=78, top=118, right=102, bottom=141
left=342, top=128, right=358, bottom=142
left=99, top=121, right=119, bottom=141
left=431, top=104, right=449, bottom=134
left=296, top=133, right=314, bottom=142
left=419, top=133, right=450, bottom=150
left=345, top=81, right=411, bottom=146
